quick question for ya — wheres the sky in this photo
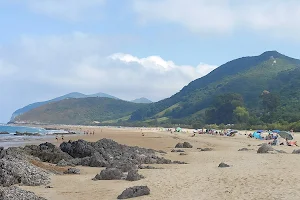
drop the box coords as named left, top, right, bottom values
left=1, top=0, right=300, bottom=122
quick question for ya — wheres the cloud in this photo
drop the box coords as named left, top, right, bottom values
left=132, top=0, right=300, bottom=38
left=0, top=32, right=217, bottom=102
left=15, top=0, right=106, bottom=21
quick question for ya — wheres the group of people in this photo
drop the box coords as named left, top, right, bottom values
left=55, top=135, right=64, bottom=142
left=83, top=130, right=95, bottom=135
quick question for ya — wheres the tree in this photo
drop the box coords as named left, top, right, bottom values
left=260, top=91, right=280, bottom=112
left=233, top=106, right=249, bottom=124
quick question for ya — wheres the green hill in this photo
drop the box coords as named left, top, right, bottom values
left=13, top=97, right=145, bottom=125
left=130, top=51, right=300, bottom=126
left=10, top=92, right=118, bottom=121
left=131, top=97, right=153, bottom=104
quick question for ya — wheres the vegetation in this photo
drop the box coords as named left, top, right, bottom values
left=14, top=97, right=145, bottom=125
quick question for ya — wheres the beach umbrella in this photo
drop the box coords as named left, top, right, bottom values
left=257, top=130, right=263, bottom=133
left=176, top=127, right=182, bottom=132
left=278, top=131, right=293, bottom=140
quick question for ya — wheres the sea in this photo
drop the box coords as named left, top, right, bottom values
left=0, top=124, right=68, bottom=148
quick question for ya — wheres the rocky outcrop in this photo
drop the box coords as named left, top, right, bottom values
left=56, top=159, right=74, bottom=167
left=117, top=186, right=150, bottom=199
left=0, top=186, right=46, bottom=200
left=64, top=168, right=80, bottom=174
left=292, top=149, right=300, bottom=154
left=93, top=168, right=124, bottom=180
left=24, top=142, right=72, bottom=164
left=171, top=149, right=185, bottom=152
left=126, top=170, right=144, bottom=181
left=218, top=162, right=230, bottom=168
left=257, top=144, right=274, bottom=154
left=175, top=142, right=193, bottom=148
left=0, top=156, right=50, bottom=187
left=238, top=148, right=250, bottom=151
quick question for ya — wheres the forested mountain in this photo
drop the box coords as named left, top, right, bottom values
left=13, top=97, right=145, bottom=125
left=129, top=51, right=300, bottom=127
left=131, top=98, right=153, bottom=104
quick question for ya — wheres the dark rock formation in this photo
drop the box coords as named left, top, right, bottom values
left=93, top=168, right=123, bottom=180
left=24, top=142, right=72, bottom=164
left=0, top=186, right=46, bottom=200
left=218, top=162, right=230, bottom=168
left=171, top=149, right=185, bottom=152
left=0, top=156, right=50, bottom=187
left=179, top=153, right=187, bottom=155
left=56, top=159, right=74, bottom=167
left=117, top=186, right=150, bottom=199
left=257, top=144, right=274, bottom=154
left=183, top=142, right=193, bottom=148
left=64, top=168, right=80, bottom=174
left=138, top=165, right=161, bottom=169
left=126, top=170, right=144, bottom=181
left=238, top=148, right=250, bottom=151
left=175, top=143, right=184, bottom=148
left=292, top=149, right=300, bottom=154
left=198, top=148, right=213, bottom=151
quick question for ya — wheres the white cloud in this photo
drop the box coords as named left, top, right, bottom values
left=133, top=0, right=300, bottom=38
left=0, top=32, right=217, bottom=102
left=15, top=0, right=106, bottom=21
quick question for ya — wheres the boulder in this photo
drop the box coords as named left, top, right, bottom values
left=257, top=144, right=274, bottom=154
left=172, top=161, right=188, bottom=164
left=24, top=143, right=72, bottom=164
left=0, top=186, right=46, bottom=200
left=292, top=149, right=300, bottom=154
left=0, top=157, right=50, bottom=187
left=64, top=168, right=80, bottom=174
left=93, top=168, right=123, bottom=180
left=56, top=159, right=74, bottom=167
left=218, top=162, right=230, bottom=168
left=199, top=148, right=213, bottom=151
left=138, top=165, right=160, bottom=169
left=117, top=186, right=150, bottom=199
left=179, top=153, right=187, bottom=156
left=126, top=170, right=144, bottom=181
left=238, top=148, right=250, bottom=151
left=89, top=152, right=108, bottom=167
left=171, top=149, right=185, bottom=153
left=175, top=143, right=184, bottom=148
left=183, top=142, right=193, bottom=148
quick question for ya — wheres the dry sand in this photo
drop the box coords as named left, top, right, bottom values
left=20, top=126, right=300, bottom=200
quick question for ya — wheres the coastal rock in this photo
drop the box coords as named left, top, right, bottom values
left=109, top=162, right=138, bottom=173
left=138, top=165, right=161, bottom=169
left=292, top=149, right=300, bottom=154
left=93, top=168, right=123, bottom=180
left=179, top=153, right=187, bottom=155
left=257, top=144, right=274, bottom=154
left=64, top=168, right=80, bottom=174
left=117, top=186, right=150, bottom=199
left=89, top=152, right=108, bottom=167
left=218, top=162, right=230, bottom=168
left=0, top=131, right=9, bottom=134
left=0, top=186, right=47, bottom=200
left=199, top=148, right=213, bottom=151
left=183, top=142, right=193, bottom=148
left=175, top=143, right=184, bottom=148
left=0, top=157, right=50, bottom=187
left=60, top=140, right=94, bottom=158
left=172, top=160, right=188, bottom=164
left=171, top=149, right=185, bottom=153
left=24, top=142, right=72, bottom=164
left=238, top=148, right=250, bottom=151
left=56, top=159, right=74, bottom=167
left=126, top=170, right=144, bottom=181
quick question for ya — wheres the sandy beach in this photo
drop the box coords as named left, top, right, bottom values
left=14, top=126, right=300, bottom=200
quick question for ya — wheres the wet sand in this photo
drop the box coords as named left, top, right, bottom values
left=19, top=126, right=300, bottom=200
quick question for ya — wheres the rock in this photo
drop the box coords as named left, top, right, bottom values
left=138, top=165, right=160, bottom=169
left=24, top=143, right=72, bottom=164
left=171, top=149, right=185, bottom=153
left=238, top=148, right=250, bottom=151
left=276, top=150, right=287, bottom=154
left=126, top=170, right=144, bottom=181
left=117, top=186, right=150, bottom=199
left=68, top=158, right=82, bottom=166
left=56, top=159, right=74, bottom=167
left=292, top=149, right=300, bottom=154
left=45, top=186, right=53, bottom=188
left=257, top=144, right=274, bottom=154
left=64, top=168, right=80, bottom=174
left=89, top=152, right=108, bottom=167
left=0, top=186, right=47, bottom=200
left=0, top=156, right=50, bottom=187
left=157, top=150, right=167, bottom=154
left=199, top=148, right=213, bottom=151
left=179, top=153, right=187, bottom=155
left=110, top=162, right=138, bottom=173
left=218, top=162, right=230, bottom=168
left=80, top=157, right=91, bottom=166
left=172, top=161, right=188, bottom=164
left=93, top=168, right=123, bottom=180
left=175, top=143, right=184, bottom=148
left=183, top=142, right=193, bottom=148
left=0, top=131, right=9, bottom=134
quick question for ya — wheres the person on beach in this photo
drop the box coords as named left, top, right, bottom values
left=55, top=135, right=58, bottom=142
left=93, top=131, right=95, bottom=135
left=61, top=135, right=64, bottom=141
